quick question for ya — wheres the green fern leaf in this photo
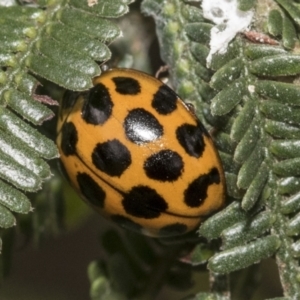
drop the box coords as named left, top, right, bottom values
left=142, top=0, right=300, bottom=298
left=0, top=0, right=130, bottom=253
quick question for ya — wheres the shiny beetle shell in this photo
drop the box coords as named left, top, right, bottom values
left=56, top=68, right=226, bottom=237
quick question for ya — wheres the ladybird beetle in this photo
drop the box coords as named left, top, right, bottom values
left=56, top=69, right=225, bottom=237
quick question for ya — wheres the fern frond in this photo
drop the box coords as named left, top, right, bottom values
left=142, top=0, right=300, bottom=298
left=0, top=0, right=131, bottom=251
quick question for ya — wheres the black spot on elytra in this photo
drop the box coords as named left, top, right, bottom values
left=112, top=76, right=141, bottom=95
left=159, top=223, right=188, bottom=237
left=144, top=150, right=183, bottom=182
left=92, top=139, right=132, bottom=177
left=60, top=122, right=78, bottom=156
left=77, top=172, right=106, bottom=208
left=176, top=122, right=208, bottom=158
left=184, top=167, right=221, bottom=208
left=152, top=85, right=178, bottom=115
left=122, top=185, right=168, bottom=218
left=110, top=215, right=143, bottom=233
left=82, top=82, right=113, bottom=125
left=124, top=108, right=163, bottom=144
